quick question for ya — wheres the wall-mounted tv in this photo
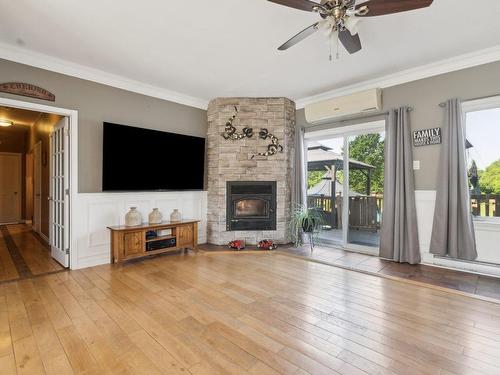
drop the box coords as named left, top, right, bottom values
left=102, top=122, right=205, bottom=191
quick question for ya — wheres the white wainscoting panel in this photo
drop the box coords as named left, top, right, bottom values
left=415, top=190, right=500, bottom=276
left=71, top=191, right=207, bottom=270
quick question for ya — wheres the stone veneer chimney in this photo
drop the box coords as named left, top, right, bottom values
left=207, top=97, right=296, bottom=245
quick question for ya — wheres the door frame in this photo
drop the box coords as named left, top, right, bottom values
left=0, top=152, right=22, bottom=224
left=0, top=97, right=78, bottom=269
left=305, top=120, right=386, bottom=255
left=32, top=141, right=43, bottom=236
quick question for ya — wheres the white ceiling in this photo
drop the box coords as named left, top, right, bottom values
left=0, top=0, right=500, bottom=108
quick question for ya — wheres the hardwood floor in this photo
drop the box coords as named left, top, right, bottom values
left=2, top=251, right=500, bottom=374
left=278, top=245, right=500, bottom=301
left=0, top=224, right=65, bottom=282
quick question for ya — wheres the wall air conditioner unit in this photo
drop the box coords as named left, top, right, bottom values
left=305, top=88, right=382, bottom=124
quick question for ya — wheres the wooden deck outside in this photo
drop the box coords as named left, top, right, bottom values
left=471, top=194, right=500, bottom=217
left=308, top=195, right=383, bottom=231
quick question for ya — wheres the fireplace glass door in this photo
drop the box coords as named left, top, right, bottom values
left=235, top=199, right=269, bottom=218
left=226, top=181, right=276, bottom=231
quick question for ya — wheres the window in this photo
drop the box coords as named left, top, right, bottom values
left=463, top=96, right=500, bottom=221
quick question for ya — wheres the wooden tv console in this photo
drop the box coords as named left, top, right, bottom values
left=107, top=220, right=199, bottom=263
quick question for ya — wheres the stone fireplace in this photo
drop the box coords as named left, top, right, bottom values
left=207, top=97, right=296, bottom=245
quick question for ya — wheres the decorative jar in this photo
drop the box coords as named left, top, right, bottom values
left=125, top=207, right=142, bottom=226
left=148, top=208, right=162, bottom=224
left=170, top=209, right=182, bottom=222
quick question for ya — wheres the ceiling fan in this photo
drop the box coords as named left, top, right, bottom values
left=269, top=0, right=433, bottom=57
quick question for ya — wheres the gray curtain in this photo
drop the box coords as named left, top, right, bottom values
left=380, top=107, right=421, bottom=264
left=430, top=99, right=477, bottom=260
left=292, top=127, right=307, bottom=208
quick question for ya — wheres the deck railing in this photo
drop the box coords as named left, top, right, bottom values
left=307, top=195, right=383, bottom=231
left=470, top=194, right=500, bottom=217
left=307, top=194, right=499, bottom=230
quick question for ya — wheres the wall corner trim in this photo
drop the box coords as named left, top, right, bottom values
left=0, top=42, right=209, bottom=110
left=295, top=45, right=500, bottom=109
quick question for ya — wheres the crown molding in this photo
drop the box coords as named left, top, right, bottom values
left=295, top=45, right=500, bottom=109
left=2, top=41, right=500, bottom=112
left=0, top=42, right=209, bottom=110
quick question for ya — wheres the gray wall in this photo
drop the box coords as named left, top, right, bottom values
left=297, top=61, right=500, bottom=190
left=0, top=59, right=207, bottom=192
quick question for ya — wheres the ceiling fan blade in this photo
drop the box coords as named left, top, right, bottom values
left=356, top=0, right=433, bottom=17
left=278, top=22, right=319, bottom=51
left=338, top=29, right=362, bottom=54
left=268, top=0, right=323, bottom=12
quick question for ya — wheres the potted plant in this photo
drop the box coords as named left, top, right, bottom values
left=290, top=204, right=324, bottom=252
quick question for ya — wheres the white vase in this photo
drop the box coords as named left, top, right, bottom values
left=125, top=207, right=142, bottom=226
left=170, top=209, right=182, bottom=222
left=148, top=208, right=162, bottom=224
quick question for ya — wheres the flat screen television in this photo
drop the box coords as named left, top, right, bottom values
left=102, top=122, right=205, bottom=191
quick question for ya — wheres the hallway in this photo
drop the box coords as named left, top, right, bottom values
left=0, top=224, right=65, bottom=283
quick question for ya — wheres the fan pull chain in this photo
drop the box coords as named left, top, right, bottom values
left=329, top=34, right=333, bottom=61
left=329, top=31, right=340, bottom=62
left=336, top=33, right=340, bottom=60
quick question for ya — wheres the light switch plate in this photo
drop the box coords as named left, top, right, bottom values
left=413, top=160, right=421, bottom=170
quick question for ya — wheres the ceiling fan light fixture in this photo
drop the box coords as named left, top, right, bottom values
left=319, top=19, right=334, bottom=35
left=0, top=119, right=14, bottom=127
left=269, top=0, right=434, bottom=56
left=343, top=16, right=359, bottom=34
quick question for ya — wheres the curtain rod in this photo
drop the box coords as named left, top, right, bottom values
left=439, top=93, right=500, bottom=107
left=303, top=107, right=413, bottom=133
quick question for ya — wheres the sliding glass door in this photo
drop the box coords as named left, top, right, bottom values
left=346, top=131, right=384, bottom=249
left=307, top=136, right=345, bottom=244
left=306, top=121, right=385, bottom=253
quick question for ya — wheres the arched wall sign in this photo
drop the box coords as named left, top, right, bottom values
left=0, top=82, right=55, bottom=102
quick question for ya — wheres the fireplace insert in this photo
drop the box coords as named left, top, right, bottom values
left=226, top=181, right=277, bottom=231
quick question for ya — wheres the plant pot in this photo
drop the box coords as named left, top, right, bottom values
left=302, top=219, right=316, bottom=233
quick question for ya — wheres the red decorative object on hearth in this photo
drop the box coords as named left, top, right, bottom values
left=228, top=240, right=245, bottom=250
left=258, top=239, right=278, bottom=250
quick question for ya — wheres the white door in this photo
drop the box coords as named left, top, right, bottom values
left=0, top=153, right=22, bottom=224
left=49, top=118, right=70, bottom=267
left=33, top=142, right=42, bottom=233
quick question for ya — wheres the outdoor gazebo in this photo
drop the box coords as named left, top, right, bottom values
left=307, top=143, right=376, bottom=196
left=307, top=143, right=378, bottom=231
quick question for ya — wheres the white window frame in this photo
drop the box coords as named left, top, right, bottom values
left=462, top=95, right=500, bottom=224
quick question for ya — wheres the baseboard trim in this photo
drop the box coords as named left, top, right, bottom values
left=39, top=233, right=49, bottom=244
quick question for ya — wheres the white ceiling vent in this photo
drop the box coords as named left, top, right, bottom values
left=305, top=89, right=382, bottom=124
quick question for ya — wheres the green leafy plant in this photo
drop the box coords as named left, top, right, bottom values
left=290, top=204, right=325, bottom=251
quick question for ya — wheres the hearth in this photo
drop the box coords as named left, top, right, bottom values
left=226, top=181, right=277, bottom=231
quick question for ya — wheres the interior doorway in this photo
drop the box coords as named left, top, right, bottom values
left=0, top=99, right=74, bottom=277
left=0, top=152, right=22, bottom=223
left=305, top=120, right=386, bottom=255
